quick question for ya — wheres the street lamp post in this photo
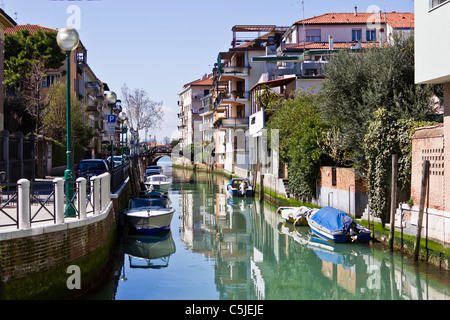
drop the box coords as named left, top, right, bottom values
left=106, top=91, right=117, bottom=170
left=57, top=26, right=80, bottom=217
left=124, top=119, right=129, bottom=157
left=119, top=111, right=127, bottom=164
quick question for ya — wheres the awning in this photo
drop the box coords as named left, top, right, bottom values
left=249, top=76, right=296, bottom=92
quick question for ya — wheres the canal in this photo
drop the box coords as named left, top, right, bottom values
left=85, top=161, right=450, bottom=300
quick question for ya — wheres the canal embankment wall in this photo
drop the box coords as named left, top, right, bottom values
left=0, top=171, right=134, bottom=299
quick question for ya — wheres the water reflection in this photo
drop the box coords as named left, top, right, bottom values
left=172, top=169, right=449, bottom=300
left=93, top=168, right=449, bottom=300
left=123, top=230, right=176, bottom=269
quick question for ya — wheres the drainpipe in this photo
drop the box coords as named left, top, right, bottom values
left=348, top=184, right=354, bottom=216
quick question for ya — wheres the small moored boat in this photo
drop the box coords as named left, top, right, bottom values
left=276, top=206, right=312, bottom=226
left=227, top=178, right=254, bottom=197
left=306, top=206, right=371, bottom=243
left=124, top=197, right=175, bottom=234
left=145, top=174, right=170, bottom=191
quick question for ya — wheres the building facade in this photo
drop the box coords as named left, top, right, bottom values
left=4, top=24, right=113, bottom=159
left=412, top=0, right=450, bottom=244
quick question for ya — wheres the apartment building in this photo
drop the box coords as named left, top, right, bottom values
left=4, top=24, right=112, bottom=159
left=178, top=74, right=213, bottom=151
left=212, top=25, right=287, bottom=174
left=412, top=0, right=450, bottom=244
left=245, top=9, right=414, bottom=195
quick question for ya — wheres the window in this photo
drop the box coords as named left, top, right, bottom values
left=352, top=29, right=362, bottom=41
left=430, top=0, right=449, bottom=9
left=332, top=167, right=337, bottom=186
left=366, top=29, right=376, bottom=41
left=41, top=74, right=60, bottom=88
left=306, top=29, right=321, bottom=42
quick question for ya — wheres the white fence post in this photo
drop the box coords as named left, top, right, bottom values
left=92, top=176, right=100, bottom=215
left=18, top=179, right=30, bottom=229
left=77, top=177, right=87, bottom=219
left=54, top=178, right=65, bottom=224
left=100, top=173, right=111, bottom=211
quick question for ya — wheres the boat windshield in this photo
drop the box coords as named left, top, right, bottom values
left=130, top=198, right=168, bottom=208
left=151, top=176, right=167, bottom=182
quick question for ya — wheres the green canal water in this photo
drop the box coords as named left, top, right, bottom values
left=86, top=162, right=450, bottom=300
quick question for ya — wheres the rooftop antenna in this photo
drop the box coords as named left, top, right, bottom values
left=302, top=0, right=305, bottom=52
left=14, top=11, right=18, bottom=23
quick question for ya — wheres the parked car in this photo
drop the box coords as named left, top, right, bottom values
left=76, top=159, right=109, bottom=179
left=107, top=156, right=123, bottom=168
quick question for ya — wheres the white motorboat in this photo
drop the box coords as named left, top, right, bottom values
left=124, top=197, right=175, bottom=234
left=276, top=206, right=312, bottom=226
left=145, top=174, right=170, bottom=191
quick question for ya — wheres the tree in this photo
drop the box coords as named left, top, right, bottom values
left=4, top=90, right=35, bottom=134
left=42, top=81, right=94, bottom=147
left=121, top=84, right=164, bottom=133
left=5, top=29, right=66, bottom=133
left=266, top=91, right=330, bottom=199
left=319, top=34, right=441, bottom=174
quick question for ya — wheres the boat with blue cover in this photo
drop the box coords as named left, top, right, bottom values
left=226, top=178, right=254, bottom=197
left=306, top=206, right=371, bottom=243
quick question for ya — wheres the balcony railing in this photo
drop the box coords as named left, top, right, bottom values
left=218, top=91, right=249, bottom=101
left=219, top=117, right=249, bottom=128
left=220, top=66, right=250, bottom=75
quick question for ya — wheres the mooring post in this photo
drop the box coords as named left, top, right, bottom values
left=389, top=154, right=398, bottom=251
left=414, top=160, right=429, bottom=261
left=18, top=179, right=30, bottom=229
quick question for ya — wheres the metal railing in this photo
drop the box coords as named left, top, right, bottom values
left=110, top=161, right=130, bottom=193
left=0, top=173, right=111, bottom=230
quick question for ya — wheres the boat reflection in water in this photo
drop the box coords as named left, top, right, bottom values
left=123, top=230, right=176, bottom=269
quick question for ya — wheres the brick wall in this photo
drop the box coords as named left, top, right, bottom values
left=318, top=166, right=368, bottom=217
left=319, top=166, right=366, bottom=193
left=0, top=206, right=116, bottom=298
left=411, top=124, right=445, bottom=210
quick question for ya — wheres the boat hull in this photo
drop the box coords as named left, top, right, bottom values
left=277, top=207, right=310, bottom=226
left=145, top=182, right=170, bottom=192
left=227, top=188, right=254, bottom=197
left=306, top=207, right=371, bottom=243
left=125, top=208, right=174, bottom=234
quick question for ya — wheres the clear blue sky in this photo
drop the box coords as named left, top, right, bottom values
left=3, top=0, right=414, bottom=142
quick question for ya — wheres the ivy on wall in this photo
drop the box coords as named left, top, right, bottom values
left=363, top=107, right=434, bottom=220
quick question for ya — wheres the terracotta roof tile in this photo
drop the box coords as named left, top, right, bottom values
left=285, top=41, right=380, bottom=50
left=5, top=24, right=58, bottom=34
left=295, top=12, right=414, bottom=29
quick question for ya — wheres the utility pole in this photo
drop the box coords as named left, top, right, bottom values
left=388, top=154, right=398, bottom=251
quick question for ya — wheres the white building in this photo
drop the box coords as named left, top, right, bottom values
left=412, top=0, right=450, bottom=245
left=248, top=9, right=414, bottom=197
left=178, top=75, right=213, bottom=150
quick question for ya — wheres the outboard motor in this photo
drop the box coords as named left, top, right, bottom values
left=239, top=181, right=246, bottom=195
left=342, top=215, right=359, bottom=237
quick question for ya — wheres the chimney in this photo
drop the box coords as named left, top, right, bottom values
left=354, top=5, right=357, bottom=16
left=379, top=28, right=385, bottom=48
left=328, top=35, right=334, bottom=50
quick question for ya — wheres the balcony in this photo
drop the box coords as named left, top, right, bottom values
left=199, top=93, right=214, bottom=116
left=216, top=117, right=249, bottom=129
left=220, top=66, right=250, bottom=75
left=217, top=91, right=249, bottom=103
